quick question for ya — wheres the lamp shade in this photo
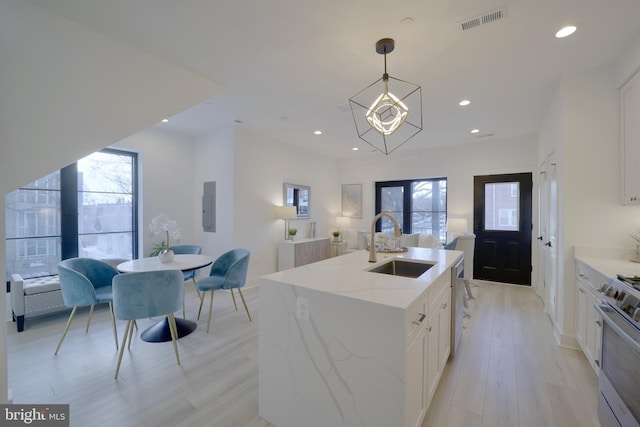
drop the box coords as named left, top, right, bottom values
left=336, top=216, right=351, bottom=229
left=274, top=205, right=297, bottom=220
left=446, top=218, right=468, bottom=234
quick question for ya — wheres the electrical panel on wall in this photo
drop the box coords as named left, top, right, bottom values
left=202, top=181, right=216, bottom=232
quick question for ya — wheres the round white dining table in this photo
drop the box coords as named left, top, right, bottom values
left=116, top=254, right=213, bottom=342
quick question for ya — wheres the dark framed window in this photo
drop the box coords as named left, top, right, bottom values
left=374, top=178, right=448, bottom=244
left=5, top=148, right=138, bottom=279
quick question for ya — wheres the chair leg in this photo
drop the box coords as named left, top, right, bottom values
left=167, top=314, right=181, bottom=365
left=206, top=291, right=215, bottom=333
left=115, top=320, right=132, bottom=380
left=85, top=304, right=95, bottom=333
left=127, top=318, right=135, bottom=350
left=191, top=278, right=201, bottom=300
left=230, top=289, right=238, bottom=311
left=109, top=302, right=119, bottom=350
left=197, top=291, right=206, bottom=320
left=55, top=306, right=77, bottom=355
left=237, top=288, right=252, bottom=322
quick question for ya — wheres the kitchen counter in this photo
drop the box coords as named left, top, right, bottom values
left=258, top=247, right=462, bottom=427
left=264, top=246, right=462, bottom=308
left=575, top=252, right=640, bottom=279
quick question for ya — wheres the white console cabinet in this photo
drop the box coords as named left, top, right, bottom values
left=277, top=237, right=330, bottom=271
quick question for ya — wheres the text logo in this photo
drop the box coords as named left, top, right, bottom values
left=1, top=405, right=69, bottom=426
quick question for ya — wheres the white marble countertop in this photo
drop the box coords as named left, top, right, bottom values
left=261, top=247, right=463, bottom=310
left=575, top=254, right=640, bottom=279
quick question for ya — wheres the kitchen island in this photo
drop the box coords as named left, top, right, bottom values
left=258, top=247, right=463, bottom=427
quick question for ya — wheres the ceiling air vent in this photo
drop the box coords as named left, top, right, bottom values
left=460, top=6, right=507, bottom=31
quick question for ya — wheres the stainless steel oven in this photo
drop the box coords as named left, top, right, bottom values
left=595, top=276, right=640, bottom=427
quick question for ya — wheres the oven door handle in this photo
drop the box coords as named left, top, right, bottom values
left=595, top=304, right=640, bottom=352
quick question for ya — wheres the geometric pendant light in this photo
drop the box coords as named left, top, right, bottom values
left=349, top=38, right=423, bottom=155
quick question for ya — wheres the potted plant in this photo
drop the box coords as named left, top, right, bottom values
left=332, top=230, right=341, bottom=242
left=288, top=227, right=298, bottom=241
left=148, top=214, right=182, bottom=261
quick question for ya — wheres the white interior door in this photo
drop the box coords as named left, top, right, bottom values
left=544, top=152, right=558, bottom=322
left=537, top=159, right=547, bottom=298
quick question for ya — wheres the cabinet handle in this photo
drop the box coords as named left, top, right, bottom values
left=579, top=288, right=585, bottom=294
left=426, top=325, right=432, bottom=332
left=441, top=302, right=447, bottom=309
left=412, top=313, right=426, bottom=326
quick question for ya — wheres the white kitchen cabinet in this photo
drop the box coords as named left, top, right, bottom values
left=575, top=260, right=606, bottom=373
left=405, top=273, right=452, bottom=427
left=277, top=237, right=330, bottom=271
left=620, top=68, right=640, bottom=204
left=259, top=248, right=461, bottom=427
left=405, top=297, right=427, bottom=427
left=424, top=286, right=451, bottom=406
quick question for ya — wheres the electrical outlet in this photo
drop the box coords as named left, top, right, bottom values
left=296, top=297, right=309, bottom=320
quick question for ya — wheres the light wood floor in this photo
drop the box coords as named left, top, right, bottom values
left=6, top=281, right=600, bottom=427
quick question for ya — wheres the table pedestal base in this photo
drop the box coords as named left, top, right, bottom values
left=140, top=317, right=197, bottom=342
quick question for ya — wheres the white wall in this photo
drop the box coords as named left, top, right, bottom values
left=114, top=129, right=197, bottom=256
left=337, top=136, right=538, bottom=235
left=539, top=59, right=640, bottom=346
left=233, top=128, right=340, bottom=282
left=192, top=127, right=236, bottom=258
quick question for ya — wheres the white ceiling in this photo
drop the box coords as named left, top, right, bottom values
left=28, top=0, right=640, bottom=158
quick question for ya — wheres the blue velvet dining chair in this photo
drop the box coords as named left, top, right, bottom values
left=112, top=269, right=184, bottom=379
left=196, top=249, right=251, bottom=333
left=168, top=244, right=203, bottom=318
left=55, top=258, right=119, bottom=355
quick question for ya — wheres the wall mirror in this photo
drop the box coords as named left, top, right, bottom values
left=283, top=183, right=310, bottom=218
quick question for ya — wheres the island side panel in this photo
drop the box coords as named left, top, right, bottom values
left=259, top=277, right=406, bottom=427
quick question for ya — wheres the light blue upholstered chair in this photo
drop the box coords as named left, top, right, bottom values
left=112, top=269, right=184, bottom=379
left=196, top=249, right=251, bottom=333
left=168, top=244, right=203, bottom=317
left=55, top=258, right=119, bottom=355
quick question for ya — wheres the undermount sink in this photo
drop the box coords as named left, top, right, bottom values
left=367, top=259, right=435, bottom=278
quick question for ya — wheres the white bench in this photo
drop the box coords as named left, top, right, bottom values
left=10, top=274, right=68, bottom=332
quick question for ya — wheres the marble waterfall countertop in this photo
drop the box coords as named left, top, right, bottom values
left=258, top=246, right=463, bottom=427
left=261, top=246, right=463, bottom=309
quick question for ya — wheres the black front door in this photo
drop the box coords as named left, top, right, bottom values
left=473, top=173, right=532, bottom=285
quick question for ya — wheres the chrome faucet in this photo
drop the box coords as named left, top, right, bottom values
left=369, top=212, right=402, bottom=263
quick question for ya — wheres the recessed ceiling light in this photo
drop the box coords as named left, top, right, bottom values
left=314, top=130, right=322, bottom=135
left=161, top=118, right=169, bottom=123
left=459, top=99, right=471, bottom=106
left=555, top=25, right=576, bottom=38
left=352, top=147, right=359, bottom=151
left=470, top=129, right=480, bottom=134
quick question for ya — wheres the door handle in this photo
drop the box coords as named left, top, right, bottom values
left=545, top=241, right=552, bottom=247
left=537, top=236, right=543, bottom=241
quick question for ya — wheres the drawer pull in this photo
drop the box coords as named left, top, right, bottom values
left=441, top=302, right=447, bottom=309
left=412, top=313, right=426, bottom=326
left=426, top=325, right=432, bottom=332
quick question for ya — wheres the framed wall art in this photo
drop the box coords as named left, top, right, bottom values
left=341, top=184, right=362, bottom=218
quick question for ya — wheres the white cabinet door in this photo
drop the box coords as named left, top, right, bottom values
left=425, top=307, right=440, bottom=406
left=405, top=332, right=426, bottom=427
left=438, top=288, right=452, bottom=370
left=620, top=69, right=640, bottom=204
left=576, top=282, right=587, bottom=351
